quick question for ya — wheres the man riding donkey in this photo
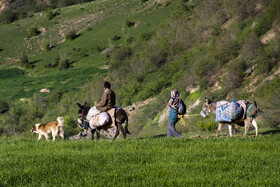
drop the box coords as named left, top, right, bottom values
left=74, top=81, right=129, bottom=140
left=91, top=81, right=119, bottom=134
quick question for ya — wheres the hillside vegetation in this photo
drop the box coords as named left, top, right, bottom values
left=0, top=0, right=280, bottom=137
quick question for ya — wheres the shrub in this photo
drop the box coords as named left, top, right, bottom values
left=43, top=42, right=51, bottom=51
left=0, top=101, right=9, bottom=115
left=0, top=10, right=17, bottom=24
left=256, top=78, right=280, bottom=128
left=20, top=54, right=32, bottom=69
left=140, top=31, right=154, bottom=41
left=63, top=116, right=79, bottom=137
left=46, top=10, right=55, bottom=20
left=28, top=27, right=40, bottom=37
left=196, top=118, right=217, bottom=132
left=111, top=35, right=121, bottom=41
left=58, top=54, right=70, bottom=71
left=126, top=36, right=136, bottom=45
left=53, top=56, right=60, bottom=67
left=65, top=30, right=79, bottom=40
left=125, top=21, right=135, bottom=28
left=255, top=0, right=280, bottom=37
left=224, top=60, right=246, bottom=91
left=140, top=0, right=149, bottom=4
left=240, top=32, right=262, bottom=61
left=110, top=47, right=132, bottom=63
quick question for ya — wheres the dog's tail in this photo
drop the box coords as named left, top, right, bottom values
left=57, top=116, right=64, bottom=127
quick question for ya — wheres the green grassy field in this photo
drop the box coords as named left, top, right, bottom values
left=1, top=134, right=279, bottom=186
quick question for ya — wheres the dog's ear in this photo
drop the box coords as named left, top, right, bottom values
left=77, top=103, right=82, bottom=108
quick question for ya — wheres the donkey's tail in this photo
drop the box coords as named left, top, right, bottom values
left=125, top=114, right=130, bottom=134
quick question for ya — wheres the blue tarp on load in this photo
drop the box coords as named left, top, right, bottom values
left=215, top=99, right=243, bottom=122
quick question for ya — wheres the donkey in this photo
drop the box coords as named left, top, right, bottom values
left=77, top=102, right=129, bottom=140
left=200, top=98, right=259, bottom=137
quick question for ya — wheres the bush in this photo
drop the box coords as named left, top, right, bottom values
left=196, top=118, right=217, bottom=132
left=240, top=32, right=262, bottom=60
left=125, top=21, right=135, bottom=28
left=28, top=27, right=40, bottom=36
left=140, top=31, right=154, bottom=41
left=140, top=0, right=149, bottom=4
left=256, top=78, right=280, bottom=128
left=43, top=42, right=51, bottom=51
left=0, top=101, right=9, bottom=115
left=110, top=47, right=132, bottom=63
left=224, top=60, right=246, bottom=91
left=65, top=30, right=79, bottom=40
left=126, top=36, right=136, bottom=45
left=111, top=35, right=121, bottom=41
left=58, top=54, right=70, bottom=71
left=20, top=54, right=32, bottom=69
left=0, top=10, right=17, bottom=24
left=46, top=10, right=54, bottom=20
left=255, top=0, right=280, bottom=37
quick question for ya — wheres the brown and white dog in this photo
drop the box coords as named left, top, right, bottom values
left=31, top=116, right=64, bottom=141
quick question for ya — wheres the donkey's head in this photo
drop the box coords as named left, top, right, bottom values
left=247, top=101, right=260, bottom=118
left=200, top=97, right=215, bottom=118
left=77, top=102, right=91, bottom=125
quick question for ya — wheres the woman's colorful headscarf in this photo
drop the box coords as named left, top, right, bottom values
left=171, top=89, right=180, bottom=98
left=169, top=89, right=180, bottom=110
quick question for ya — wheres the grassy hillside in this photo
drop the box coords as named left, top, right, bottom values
left=0, top=0, right=175, bottom=101
left=1, top=135, right=280, bottom=186
left=0, top=0, right=280, bottom=137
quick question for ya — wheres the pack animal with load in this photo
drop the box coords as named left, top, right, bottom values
left=200, top=98, right=260, bottom=137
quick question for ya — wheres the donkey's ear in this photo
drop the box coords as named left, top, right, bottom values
left=205, top=97, right=209, bottom=103
left=84, top=102, right=88, bottom=107
left=77, top=103, right=82, bottom=108
left=254, top=101, right=258, bottom=109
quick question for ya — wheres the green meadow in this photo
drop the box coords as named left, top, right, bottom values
left=1, top=134, right=280, bottom=186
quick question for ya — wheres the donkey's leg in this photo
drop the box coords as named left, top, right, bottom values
left=228, top=124, right=233, bottom=137
left=91, top=129, right=96, bottom=140
left=252, top=119, right=258, bottom=137
left=215, top=123, right=224, bottom=137
left=96, top=129, right=100, bottom=140
left=113, top=124, right=120, bottom=140
left=118, top=122, right=126, bottom=139
left=243, top=119, right=250, bottom=137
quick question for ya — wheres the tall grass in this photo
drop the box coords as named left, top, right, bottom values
left=1, top=135, right=280, bottom=186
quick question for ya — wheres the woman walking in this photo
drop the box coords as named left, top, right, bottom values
left=167, top=89, right=182, bottom=137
